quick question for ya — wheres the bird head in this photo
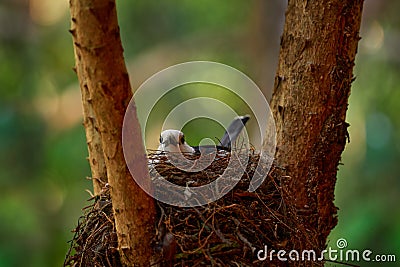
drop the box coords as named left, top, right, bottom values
left=158, top=130, right=195, bottom=153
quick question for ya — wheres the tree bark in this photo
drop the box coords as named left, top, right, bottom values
left=270, top=0, right=363, bottom=248
left=69, top=0, right=155, bottom=265
left=79, top=69, right=107, bottom=195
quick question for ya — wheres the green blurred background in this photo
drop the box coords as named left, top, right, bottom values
left=0, top=0, right=399, bottom=266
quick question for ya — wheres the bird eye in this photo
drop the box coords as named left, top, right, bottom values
left=159, top=136, right=163, bottom=144
left=180, top=135, right=185, bottom=144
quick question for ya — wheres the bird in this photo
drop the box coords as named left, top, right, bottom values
left=157, top=115, right=250, bottom=154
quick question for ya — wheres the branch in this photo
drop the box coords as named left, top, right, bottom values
left=69, top=0, right=155, bottom=265
left=269, top=0, right=363, bottom=248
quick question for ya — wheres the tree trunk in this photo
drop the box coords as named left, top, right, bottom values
left=270, top=0, right=363, bottom=249
left=69, top=0, right=155, bottom=265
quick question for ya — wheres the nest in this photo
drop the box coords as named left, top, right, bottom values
left=65, top=150, right=322, bottom=267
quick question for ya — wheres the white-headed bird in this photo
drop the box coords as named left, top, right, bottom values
left=158, top=115, right=250, bottom=154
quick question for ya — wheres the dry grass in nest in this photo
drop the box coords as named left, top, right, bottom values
left=64, top=150, right=323, bottom=267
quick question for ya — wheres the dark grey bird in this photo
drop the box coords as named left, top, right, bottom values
left=157, top=115, right=250, bottom=154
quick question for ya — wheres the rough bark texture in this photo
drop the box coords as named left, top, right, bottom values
left=69, top=0, right=155, bottom=265
left=270, top=0, right=363, bottom=249
left=80, top=74, right=107, bottom=195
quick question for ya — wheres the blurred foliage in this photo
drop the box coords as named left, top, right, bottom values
left=0, top=0, right=399, bottom=266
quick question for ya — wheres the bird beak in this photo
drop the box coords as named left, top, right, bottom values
left=167, top=136, right=178, bottom=146
left=160, top=136, right=178, bottom=149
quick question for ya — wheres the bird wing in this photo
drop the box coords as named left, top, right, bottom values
left=192, top=145, right=228, bottom=155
